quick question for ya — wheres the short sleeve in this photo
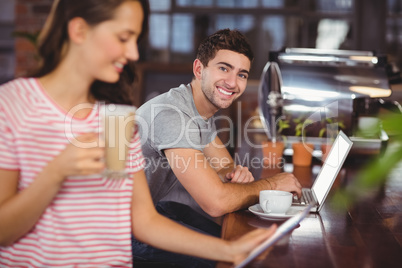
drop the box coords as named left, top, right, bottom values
left=126, top=125, right=146, bottom=174
left=151, top=109, right=204, bottom=151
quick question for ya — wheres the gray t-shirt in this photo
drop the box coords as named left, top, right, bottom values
left=137, top=84, right=217, bottom=220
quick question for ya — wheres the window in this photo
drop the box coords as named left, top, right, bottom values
left=142, top=0, right=400, bottom=82
left=144, top=0, right=359, bottom=79
left=0, top=0, right=15, bottom=83
left=387, top=0, right=402, bottom=68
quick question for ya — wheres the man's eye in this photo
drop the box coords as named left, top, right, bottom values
left=239, top=74, right=248, bottom=79
left=219, top=67, right=228, bottom=72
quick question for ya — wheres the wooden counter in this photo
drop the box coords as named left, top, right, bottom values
left=216, top=157, right=402, bottom=268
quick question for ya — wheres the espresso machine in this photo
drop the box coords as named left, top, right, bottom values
left=258, top=48, right=401, bottom=155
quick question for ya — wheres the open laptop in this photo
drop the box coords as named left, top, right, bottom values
left=292, top=130, right=353, bottom=212
left=235, top=205, right=312, bottom=268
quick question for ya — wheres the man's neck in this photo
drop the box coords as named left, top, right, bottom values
left=190, top=80, right=218, bottom=119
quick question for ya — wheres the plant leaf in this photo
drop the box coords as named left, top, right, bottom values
left=318, top=128, right=326, bottom=138
left=331, top=141, right=402, bottom=211
left=381, top=114, right=402, bottom=139
left=12, top=31, right=40, bottom=46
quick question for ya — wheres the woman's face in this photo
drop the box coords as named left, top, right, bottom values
left=81, top=1, right=144, bottom=83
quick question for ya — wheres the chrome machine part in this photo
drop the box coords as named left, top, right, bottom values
left=258, top=61, right=283, bottom=143
left=258, top=48, right=395, bottom=154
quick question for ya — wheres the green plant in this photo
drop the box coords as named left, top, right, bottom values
left=12, top=31, right=40, bottom=46
left=332, top=113, right=402, bottom=210
left=277, top=117, right=290, bottom=134
left=275, top=116, right=290, bottom=143
left=12, top=30, right=40, bottom=60
left=318, top=118, right=346, bottom=140
left=293, top=115, right=313, bottom=138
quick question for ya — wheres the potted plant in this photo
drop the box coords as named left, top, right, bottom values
left=319, top=118, right=346, bottom=161
left=292, top=116, right=314, bottom=166
left=261, top=116, right=290, bottom=168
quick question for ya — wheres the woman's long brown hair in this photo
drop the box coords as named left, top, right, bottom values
left=34, top=0, right=149, bottom=106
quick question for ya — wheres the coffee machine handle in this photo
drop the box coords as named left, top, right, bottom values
left=378, top=99, right=402, bottom=114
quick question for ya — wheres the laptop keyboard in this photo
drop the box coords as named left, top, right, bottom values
left=293, top=189, right=315, bottom=205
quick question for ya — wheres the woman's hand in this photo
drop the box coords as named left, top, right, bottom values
left=228, top=225, right=277, bottom=265
left=50, top=133, right=105, bottom=182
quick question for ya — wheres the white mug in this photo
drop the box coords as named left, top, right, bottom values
left=357, top=116, right=380, bottom=137
left=259, top=190, right=292, bottom=214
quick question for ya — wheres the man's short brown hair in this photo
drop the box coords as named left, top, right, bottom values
left=196, top=29, right=254, bottom=67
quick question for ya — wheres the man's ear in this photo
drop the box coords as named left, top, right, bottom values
left=193, top=59, right=204, bottom=80
left=67, top=17, right=89, bottom=44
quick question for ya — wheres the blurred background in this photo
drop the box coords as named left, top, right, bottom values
left=1, top=0, right=401, bottom=105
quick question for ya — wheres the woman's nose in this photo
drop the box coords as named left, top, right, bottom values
left=126, top=43, right=139, bottom=62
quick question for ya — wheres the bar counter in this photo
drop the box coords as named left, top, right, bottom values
left=216, top=148, right=402, bottom=268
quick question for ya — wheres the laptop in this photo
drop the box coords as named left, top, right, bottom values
left=235, top=205, right=312, bottom=268
left=292, top=130, right=353, bottom=212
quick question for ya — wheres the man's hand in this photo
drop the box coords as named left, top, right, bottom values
left=264, top=172, right=302, bottom=197
left=225, top=165, right=254, bottom=184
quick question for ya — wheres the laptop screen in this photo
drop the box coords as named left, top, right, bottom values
left=311, top=131, right=353, bottom=205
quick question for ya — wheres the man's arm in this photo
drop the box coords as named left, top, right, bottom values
left=164, top=147, right=267, bottom=217
left=203, top=136, right=253, bottom=183
left=164, top=146, right=301, bottom=217
left=131, top=169, right=279, bottom=264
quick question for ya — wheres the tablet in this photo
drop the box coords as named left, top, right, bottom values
left=235, top=205, right=312, bottom=268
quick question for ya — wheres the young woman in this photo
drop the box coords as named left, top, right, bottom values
left=0, top=0, right=277, bottom=267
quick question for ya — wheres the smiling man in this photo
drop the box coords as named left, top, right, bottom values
left=134, top=29, right=302, bottom=267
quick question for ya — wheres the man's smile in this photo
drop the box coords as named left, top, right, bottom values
left=217, top=86, right=234, bottom=97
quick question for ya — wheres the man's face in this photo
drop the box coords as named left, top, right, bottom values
left=200, top=49, right=251, bottom=110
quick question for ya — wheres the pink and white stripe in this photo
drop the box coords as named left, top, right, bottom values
left=0, top=78, right=145, bottom=267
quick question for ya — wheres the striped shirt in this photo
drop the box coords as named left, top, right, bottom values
left=0, top=78, right=145, bottom=267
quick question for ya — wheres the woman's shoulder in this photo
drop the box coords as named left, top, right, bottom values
left=0, top=77, right=41, bottom=109
left=0, top=77, right=36, bottom=96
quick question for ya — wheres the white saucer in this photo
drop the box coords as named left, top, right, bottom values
left=248, top=204, right=301, bottom=221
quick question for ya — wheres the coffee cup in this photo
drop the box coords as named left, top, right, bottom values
left=357, top=116, right=380, bottom=137
left=259, top=190, right=292, bottom=214
left=100, top=104, right=136, bottom=179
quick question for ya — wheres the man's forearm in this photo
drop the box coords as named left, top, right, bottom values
left=205, top=178, right=272, bottom=217
left=216, top=162, right=236, bottom=182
